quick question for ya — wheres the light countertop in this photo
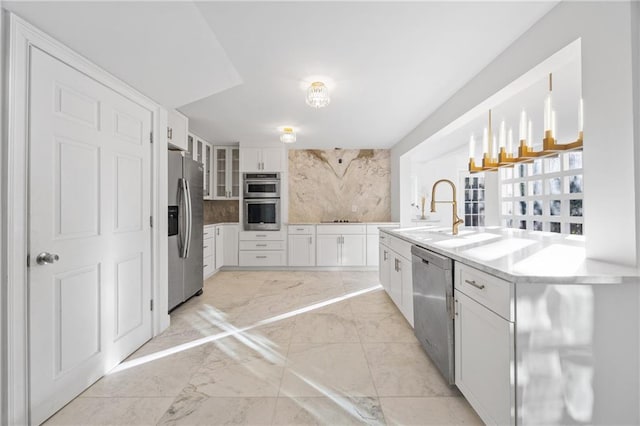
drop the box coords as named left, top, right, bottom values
left=204, top=222, right=239, bottom=227
left=287, top=222, right=399, bottom=225
left=382, top=225, right=640, bottom=285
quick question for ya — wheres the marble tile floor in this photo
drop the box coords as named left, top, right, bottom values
left=45, top=271, right=483, bottom=426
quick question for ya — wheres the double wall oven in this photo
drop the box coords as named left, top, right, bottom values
left=243, top=173, right=281, bottom=230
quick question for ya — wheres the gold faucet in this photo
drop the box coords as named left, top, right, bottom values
left=430, top=179, right=464, bottom=235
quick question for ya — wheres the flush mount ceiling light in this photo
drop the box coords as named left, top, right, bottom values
left=280, top=127, right=296, bottom=144
left=306, top=81, right=330, bottom=108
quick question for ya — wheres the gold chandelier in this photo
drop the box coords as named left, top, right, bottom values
left=469, top=73, right=584, bottom=173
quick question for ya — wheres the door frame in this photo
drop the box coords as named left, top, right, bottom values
left=3, top=13, right=169, bottom=425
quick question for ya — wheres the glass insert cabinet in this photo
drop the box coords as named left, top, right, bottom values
left=187, top=133, right=214, bottom=200
left=213, top=146, right=240, bottom=200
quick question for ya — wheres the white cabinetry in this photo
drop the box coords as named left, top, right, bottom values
left=366, top=223, right=399, bottom=266
left=203, top=225, right=215, bottom=279
left=167, top=109, right=188, bottom=151
left=378, top=231, right=413, bottom=327
left=454, top=262, right=515, bottom=426
left=204, top=224, right=238, bottom=276
left=188, top=133, right=213, bottom=199
left=239, top=230, right=286, bottom=266
left=240, top=147, right=283, bottom=172
left=288, top=225, right=315, bottom=266
left=222, top=224, right=239, bottom=266
left=316, top=225, right=366, bottom=267
left=213, top=146, right=240, bottom=200
left=215, top=225, right=224, bottom=270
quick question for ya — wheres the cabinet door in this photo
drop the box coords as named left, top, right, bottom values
left=288, top=234, right=315, bottom=266
left=389, top=256, right=403, bottom=308
left=316, top=235, right=340, bottom=266
left=366, top=234, right=379, bottom=266
left=261, top=147, right=283, bottom=171
left=215, top=226, right=224, bottom=269
left=222, top=224, right=238, bottom=266
left=240, top=147, right=261, bottom=172
left=379, top=244, right=392, bottom=294
left=203, top=143, right=213, bottom=199
left=230, top=148, right=240, bottom=198
left=398, top=255, right=414, bottom=327
left=213, top=147, right=228, bottom=199
left=167, top=109, right=188, bottom=151
left=341, top=234, right=366, bottom=266
left=455, top=291, right=514, bottom=426
left=187, top=134, right=195, bottom=160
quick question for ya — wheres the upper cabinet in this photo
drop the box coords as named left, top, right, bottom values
left=213, top=146, right=240, bottom=200
left=167, top=109, right=188, bottom=151
left=188, top=133, right=213, bottom=199
left=240, top=147, right=283, bottom=172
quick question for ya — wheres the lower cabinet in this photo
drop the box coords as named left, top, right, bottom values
left=454, top=262, right=515, bottom=426
left=203, top=225, right=215, bottom=279
left=222, top=224, right=239, bottom=266
left=288, top=225, right=315, bottom=266
left=378, top=231, right=414, bottom=327
left=239, top=230, right=286, bottom=266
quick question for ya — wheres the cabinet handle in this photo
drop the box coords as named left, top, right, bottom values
left=203, top=264, right=208, bottom=268
left=455, top=299, right=459, bottom=317
left=256, top=234, right=267, bottom=237
left=203, top=245, right=208, bottom=249
left=309, top=236, right=312, bottom=244
left=465, top=279, right=486, bottom=290
left=256, top=255, right=267, bottom=259
left=383, top=250, right=387, bottom=261
left=256, top=244, right=267, bottom=247
left=296, top=228, right=305, bottom=231
left=167, top=127, right=173, bottom=140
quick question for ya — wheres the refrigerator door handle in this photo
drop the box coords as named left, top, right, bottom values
left=184, top=179, right=193, bottom=258
left=178, top=178, right=188, bottom=258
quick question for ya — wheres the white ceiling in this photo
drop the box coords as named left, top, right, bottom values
left=4, top=1, right=242, bottom=108
left=4, top=1, right=559, bottom=149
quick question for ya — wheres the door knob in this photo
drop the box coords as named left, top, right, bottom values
left=36, top=252, right=59, bottom=265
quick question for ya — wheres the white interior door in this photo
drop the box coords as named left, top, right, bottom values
left=28, top=47, right=153, bottom=425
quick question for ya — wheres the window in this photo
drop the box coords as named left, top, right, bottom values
left=464, top=176, right=485, bottom=227
left=499, top=151, right=584, bottom=235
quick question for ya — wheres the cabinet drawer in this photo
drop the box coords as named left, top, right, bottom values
left=239, top=251, right=286, bottom=267
left=203, top=226, right=215, bottom=239
left=239, top=230, right=285, bottom=241
left=455, top=263, right=513, bottom=321
left=203, top=242, right=213, bottom=258
left=288, top=225, right=315, bottom=235
left=317, top=224, right=366, bottom=235
left=203, top=255, right=215, bottom=277
left=239, top=240, right=285, bottom=251
left=388, top=235, right=412, bottom=261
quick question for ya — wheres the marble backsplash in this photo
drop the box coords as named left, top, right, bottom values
left=288, top=149, right=391, bottom=223
left=204, top=200, right=239, bottom=224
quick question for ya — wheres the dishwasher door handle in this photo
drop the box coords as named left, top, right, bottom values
left=421, top=259, right=429, bottom=265
left=465, top=279, right=486, bottom=290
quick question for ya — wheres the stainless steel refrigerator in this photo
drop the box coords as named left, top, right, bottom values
left=168, top=151, right=204, bottom=312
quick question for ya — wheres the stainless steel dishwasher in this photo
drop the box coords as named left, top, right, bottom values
left=411, top=244, right=455, bottom=385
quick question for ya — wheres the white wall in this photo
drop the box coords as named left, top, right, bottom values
left=391, top=1, right=639, bottom=266
left=0, top=5, right=6, bottom=425
left=408, top=147, right=499, bottom=230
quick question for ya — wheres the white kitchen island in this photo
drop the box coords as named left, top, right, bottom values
left=381, top=225, right=640, bottom=426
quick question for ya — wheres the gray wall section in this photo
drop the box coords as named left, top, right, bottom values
left=391, top=1, right=639, bottom=266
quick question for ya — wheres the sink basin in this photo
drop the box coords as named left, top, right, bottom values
left=434, top=232, right=501, bottom=248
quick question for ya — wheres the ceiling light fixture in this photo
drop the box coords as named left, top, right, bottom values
left=306, top=81, right=330, bottom=108
left=280, top=127, right=296, bottom=144
left=468, top=73, right=584, bottom=174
